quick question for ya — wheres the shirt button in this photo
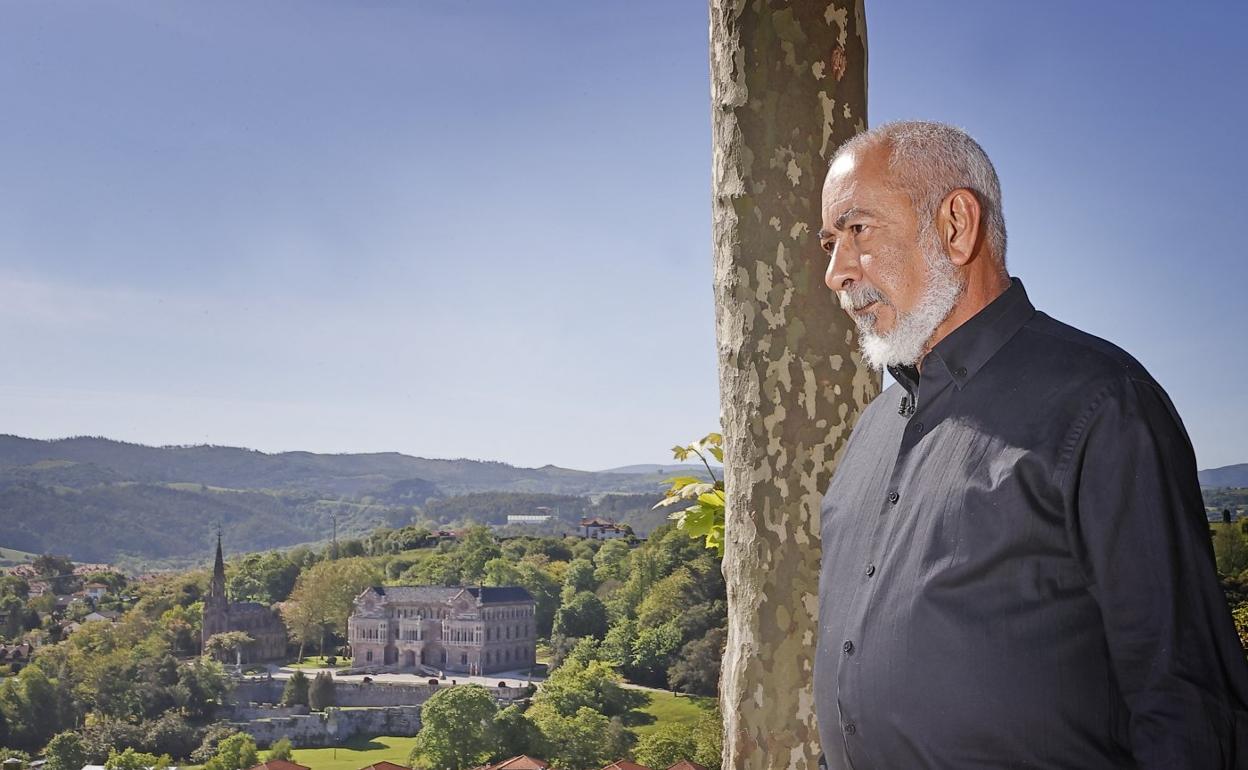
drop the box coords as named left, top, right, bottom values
left=865, top=563, right=876, bottom=577
left=913, top=421, right=924, bottom=432
left=954, top=366, right=967, bottom=377
left=843, top=640, right=854, bottom=655
left=844, top=722, right=857, bottom=735
left=887, top=491, right=900, bottom=504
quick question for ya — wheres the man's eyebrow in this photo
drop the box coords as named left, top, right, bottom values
left=818, top=206, right=878, bottom=241
left=834, top=206, right=877, bottom=230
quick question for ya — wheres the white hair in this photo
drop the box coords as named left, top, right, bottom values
left=836, top=121, right=1008, bottom=265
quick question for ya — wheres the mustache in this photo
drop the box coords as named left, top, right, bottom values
left=838, top=283, right=888, bottom=312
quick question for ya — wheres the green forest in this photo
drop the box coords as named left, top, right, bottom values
left=0, top=518, right=726, bottom=768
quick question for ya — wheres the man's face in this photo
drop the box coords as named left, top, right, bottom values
left=819, top=143, right=963, bottom=368
left=819, top=144, right=924, bottom=335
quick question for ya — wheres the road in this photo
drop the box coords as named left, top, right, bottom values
left=247, top=662, right=672, bottom=695
left=253, top=662, right=545, bottom=690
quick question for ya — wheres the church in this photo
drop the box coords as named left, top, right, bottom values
left=202, top=534, right=288, bottom=662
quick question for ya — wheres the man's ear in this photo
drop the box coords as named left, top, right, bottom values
left=940, top=188, right=983, bottom=266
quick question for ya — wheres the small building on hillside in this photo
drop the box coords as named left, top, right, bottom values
left=578, top=517, right=627, bottom=540
left=202, top=535, right=287, bottom=663
left=506, top=514, right=553, bottom=525
left=83, top=582, right=110, bottom=600
left=348, top=585, right=536, bottom=675
left=0, top=643, right=32, bottom=671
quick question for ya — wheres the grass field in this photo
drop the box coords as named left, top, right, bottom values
left=287, top=655, right=351, bottom=669
left=178, top=692, right=706, bottom=767
left=0, top=546, right=37, bottom=566
left=630, top=690, right=716, bottom=737
left=290, top=735, right=419, bottom=770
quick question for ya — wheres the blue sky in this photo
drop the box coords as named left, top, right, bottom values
left=1, top=1, right=1244, bottom=471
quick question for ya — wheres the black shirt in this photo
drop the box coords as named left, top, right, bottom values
left=816, top=278, right=1248, bottom=769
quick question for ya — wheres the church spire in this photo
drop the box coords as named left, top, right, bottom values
left=210, top=526, right=226, bottom=603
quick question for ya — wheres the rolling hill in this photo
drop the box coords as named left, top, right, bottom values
left=1200, top=464, right=1248, bottom=488
left=0, top=435, right=704, bottom=567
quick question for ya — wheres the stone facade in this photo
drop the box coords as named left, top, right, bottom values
left=347, top=585, right=536, bottom=675
left=203, top=535, right=287, bottom=662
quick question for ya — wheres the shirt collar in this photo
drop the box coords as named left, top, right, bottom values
left=887, top=276, right=1035, bottom=393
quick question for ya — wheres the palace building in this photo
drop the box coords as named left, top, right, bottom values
left=202, top=534, right=288, bottom=662
left=347, top=585, right=536, bottom=675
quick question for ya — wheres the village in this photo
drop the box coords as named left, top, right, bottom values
left=0, top=513, right=724, bottom=768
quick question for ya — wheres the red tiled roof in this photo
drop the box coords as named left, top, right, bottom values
left=358, top=763, right=410, bottom=770
left=247, top=761, right=311, bottom=770
left=666, top=762, right=708, bottom=770
left=600, top=762, right=651, bottom=770
left=490, top=758, right=549, bottom=770
left=580, top=517, right=618, bottom=527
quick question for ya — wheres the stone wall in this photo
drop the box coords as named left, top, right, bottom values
left=231, top=706, right=422, bottom=748
left=229, top=677, right=529, bottom=710
left=230, top=678, right=286, bottom=705
left=233, top=702, right=309, bottom=720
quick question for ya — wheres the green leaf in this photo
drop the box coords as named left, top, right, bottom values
left=663, top=433, right=729, bottom=557
left=681, top=482, right=716, bottom=499
left=697, top=490, right=726, bottom=508
left=662, top=475, right=704, bottom=489
left=681, top=504, right=716, bottom=536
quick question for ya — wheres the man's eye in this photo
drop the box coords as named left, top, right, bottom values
left=822, top=240, right=836, bottom=253
left=851, top=224, right=867, bottom=235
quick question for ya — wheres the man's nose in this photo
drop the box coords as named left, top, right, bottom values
left=825, top=242, right=861, bottom=292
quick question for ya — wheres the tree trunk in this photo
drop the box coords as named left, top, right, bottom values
left=709, top=2, right=875, bottom=767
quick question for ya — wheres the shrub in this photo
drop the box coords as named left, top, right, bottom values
left=281, top=670, right=309, bottom=707
left=266, top=738, right=293, bottom=762
left=309, top=671, right=335, bottom=711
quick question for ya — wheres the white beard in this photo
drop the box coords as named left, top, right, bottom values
left=846, top=234, right=964, bottom=370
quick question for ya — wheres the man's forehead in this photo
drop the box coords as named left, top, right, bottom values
left=822, top=146, right=900, bottom=222
left=828, top=150, right=857, bottom=178
left=821, top=172, right=863, bottom=222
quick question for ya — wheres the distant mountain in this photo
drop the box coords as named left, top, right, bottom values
left=0, top=435, right=688, bottom=497
left=1200, top=464, right=1248, bottom=488
left=0, top=435, right=696, bottom=567
left=599, top=463, right=722, bottom=477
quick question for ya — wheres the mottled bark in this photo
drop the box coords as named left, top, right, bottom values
left=710, top=2, right=875, bottom=768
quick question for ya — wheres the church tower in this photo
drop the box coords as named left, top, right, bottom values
left=209, top=530, right=227, bottom=603
left=202, top=530, right=230, bottom=648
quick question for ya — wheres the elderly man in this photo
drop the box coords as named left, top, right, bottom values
left=814, top=121, right=1248, bottom=769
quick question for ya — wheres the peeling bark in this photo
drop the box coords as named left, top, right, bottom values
left=709, top=2, right=875, bottom=767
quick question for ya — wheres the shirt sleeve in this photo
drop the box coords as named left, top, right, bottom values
left=1061, top=376, right=1248, bottom=770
